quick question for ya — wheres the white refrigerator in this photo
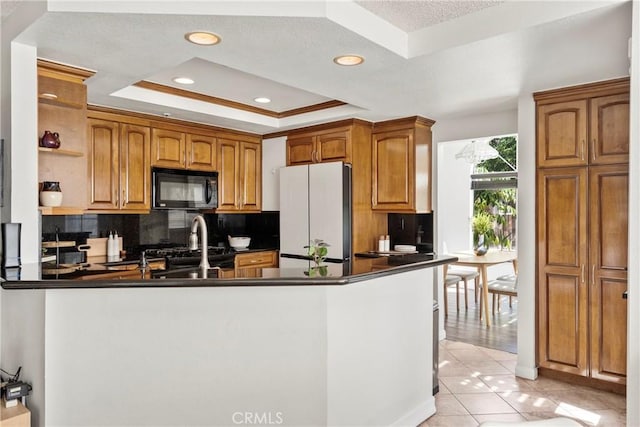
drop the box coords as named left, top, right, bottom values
left=279, top=161, right=351, bottom=268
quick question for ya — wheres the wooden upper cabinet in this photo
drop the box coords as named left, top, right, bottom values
left=186, top=134, right=217, bottom=171
left=239, top=141, right=262, bottom=212
left=537, top=167, right=589, bottom=377
left=535, top=77, right=629, bottom=168
left=151, top=128, right=186, bottom=168
left=286, top=128, right=351, bottom=165
left=371, top=117, right=433, bottom=213
left=372, top=129, right=414, bottom=210
left=87, top=118, right=119, bottom=210
left=537, top=100, right=588, bottom=167
left=590, top=93, right=629, bottom=165
left=119, top=124, right=150, bottom=211
left=217, top=138, right=262, bottom=213
left=589, top=164, right=628, bottom=384
left=287, top=135, right=315, bottom=165
left=87, top=116, right=150, bottom=212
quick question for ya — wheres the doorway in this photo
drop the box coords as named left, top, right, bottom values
left=437, top=136, right=518, bottom=353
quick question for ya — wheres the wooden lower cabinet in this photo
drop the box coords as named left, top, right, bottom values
left=537, top=167, right=588, bottom=376
left=234, top=250, right=278, bottom=269
left=537, top=165, right=628, bottom=386
left=588, top=165, right=628, bottom=384
left=234, top=250, right=278, bottom=278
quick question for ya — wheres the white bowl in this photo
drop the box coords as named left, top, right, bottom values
left=40, top=191, right=63, bottom=207
left=394, top=244, right=417, bottom=252
left=228, top=236, right=251, bottom=249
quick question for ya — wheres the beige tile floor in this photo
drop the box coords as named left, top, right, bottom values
left=420, top=340, right=627, bottom=427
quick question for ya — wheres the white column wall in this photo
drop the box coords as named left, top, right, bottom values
left=515, top=95, right=537, bottom=379
left=261, top=136, right=286, bottom=211
left=626, top=1, right=639, bottom=425
left=10, top=42, right=39, bottom=264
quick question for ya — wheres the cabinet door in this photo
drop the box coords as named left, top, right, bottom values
left=151, top=128, right=185, bottom=168
left=120, top=124, right=150, bottom=211
left=316, top=130, right=351, bottom=163
left=186, top=134, right=217, bottom=171
left=235, top=251, right=278, bottom=268
left=589, top=165, right=628, bottom=383
left=286, top=135, right=314, bottom=165
left=537, top=100, right=588, bottom=167
left=590, top=93, right=629, bottom=165
left=87, top=118, right=119, bottom=209
left=239, top=141, right=262, bottom=212
left=537, top=167, right=588, bottom=376
left=217, top=139, right=240, bottom=211
left=371, top=129, right=414, bottom=211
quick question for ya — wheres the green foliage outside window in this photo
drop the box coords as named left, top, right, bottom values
left=473, top=136, right=517, bottom=249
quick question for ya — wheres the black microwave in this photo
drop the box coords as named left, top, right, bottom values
left=152, top=167, right=218, bottom=210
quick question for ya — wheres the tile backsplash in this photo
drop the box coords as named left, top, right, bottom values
left=42, top=211, right=280, bottom=252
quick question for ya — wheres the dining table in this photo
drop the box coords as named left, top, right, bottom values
left=443, top=251, right=518, bottom=327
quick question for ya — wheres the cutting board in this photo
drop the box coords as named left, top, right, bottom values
left=86, top=237, right=122, bottom=257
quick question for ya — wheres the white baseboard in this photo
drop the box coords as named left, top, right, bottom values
left=515, top=364, right=538, bottom=380
left=392, top=397, right=436, bottom=427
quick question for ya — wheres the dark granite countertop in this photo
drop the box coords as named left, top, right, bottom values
left=1, top=254, right=457, bottom=289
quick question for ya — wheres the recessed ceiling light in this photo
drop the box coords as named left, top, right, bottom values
left=173, top=77, right=195, bottom=85
left=185, top=31, right=221, bottom=46
left=254, top=97, right=271, bottom=104
left=333, top=55, right=365, bottom=66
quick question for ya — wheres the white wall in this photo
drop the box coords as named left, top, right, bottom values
left=261, top=136, right=286, bottom=211
left=436, top=139, right=473, bottom=253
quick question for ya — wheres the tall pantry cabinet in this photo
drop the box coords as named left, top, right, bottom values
left=535, top=78, right=629, bottom=392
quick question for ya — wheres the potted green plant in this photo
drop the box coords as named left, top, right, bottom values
left=305, top=238, right=330, bottom=265
left=303, top=239, right=330, bottom=277
left=472, top=213, right=493, bottom=255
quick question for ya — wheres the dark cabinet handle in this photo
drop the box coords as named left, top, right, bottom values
left=623, top=291, right=628, bottom=300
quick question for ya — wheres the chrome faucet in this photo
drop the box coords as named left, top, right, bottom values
left=189, top=214, right=211, bottom=270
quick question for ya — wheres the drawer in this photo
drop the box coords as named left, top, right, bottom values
left=234, top=251, right=278, bottom=268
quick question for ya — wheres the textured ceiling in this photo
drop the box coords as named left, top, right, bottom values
left=0, top=0, right=23, bottom=21
left=356, top=0, right=503, bottom=32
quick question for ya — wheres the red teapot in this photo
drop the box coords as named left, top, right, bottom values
left=40, top=131, right=61, bottom=148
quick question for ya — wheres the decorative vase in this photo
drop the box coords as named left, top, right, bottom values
left=40, top=181, right=62, bottom=207
left=40, top=131, right=61, bottom=149
left=473, top=234, right=488, bottom=256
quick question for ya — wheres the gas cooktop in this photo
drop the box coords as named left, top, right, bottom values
left=144, top=246, right=234, bottom=269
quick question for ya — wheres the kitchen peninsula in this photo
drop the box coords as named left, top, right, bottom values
left=1, top=254, right=454, bottom=426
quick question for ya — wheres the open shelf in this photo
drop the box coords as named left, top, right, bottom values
left=39, top=206, right=85, bottom=215
left=38, top=147, right=83, bottom=157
